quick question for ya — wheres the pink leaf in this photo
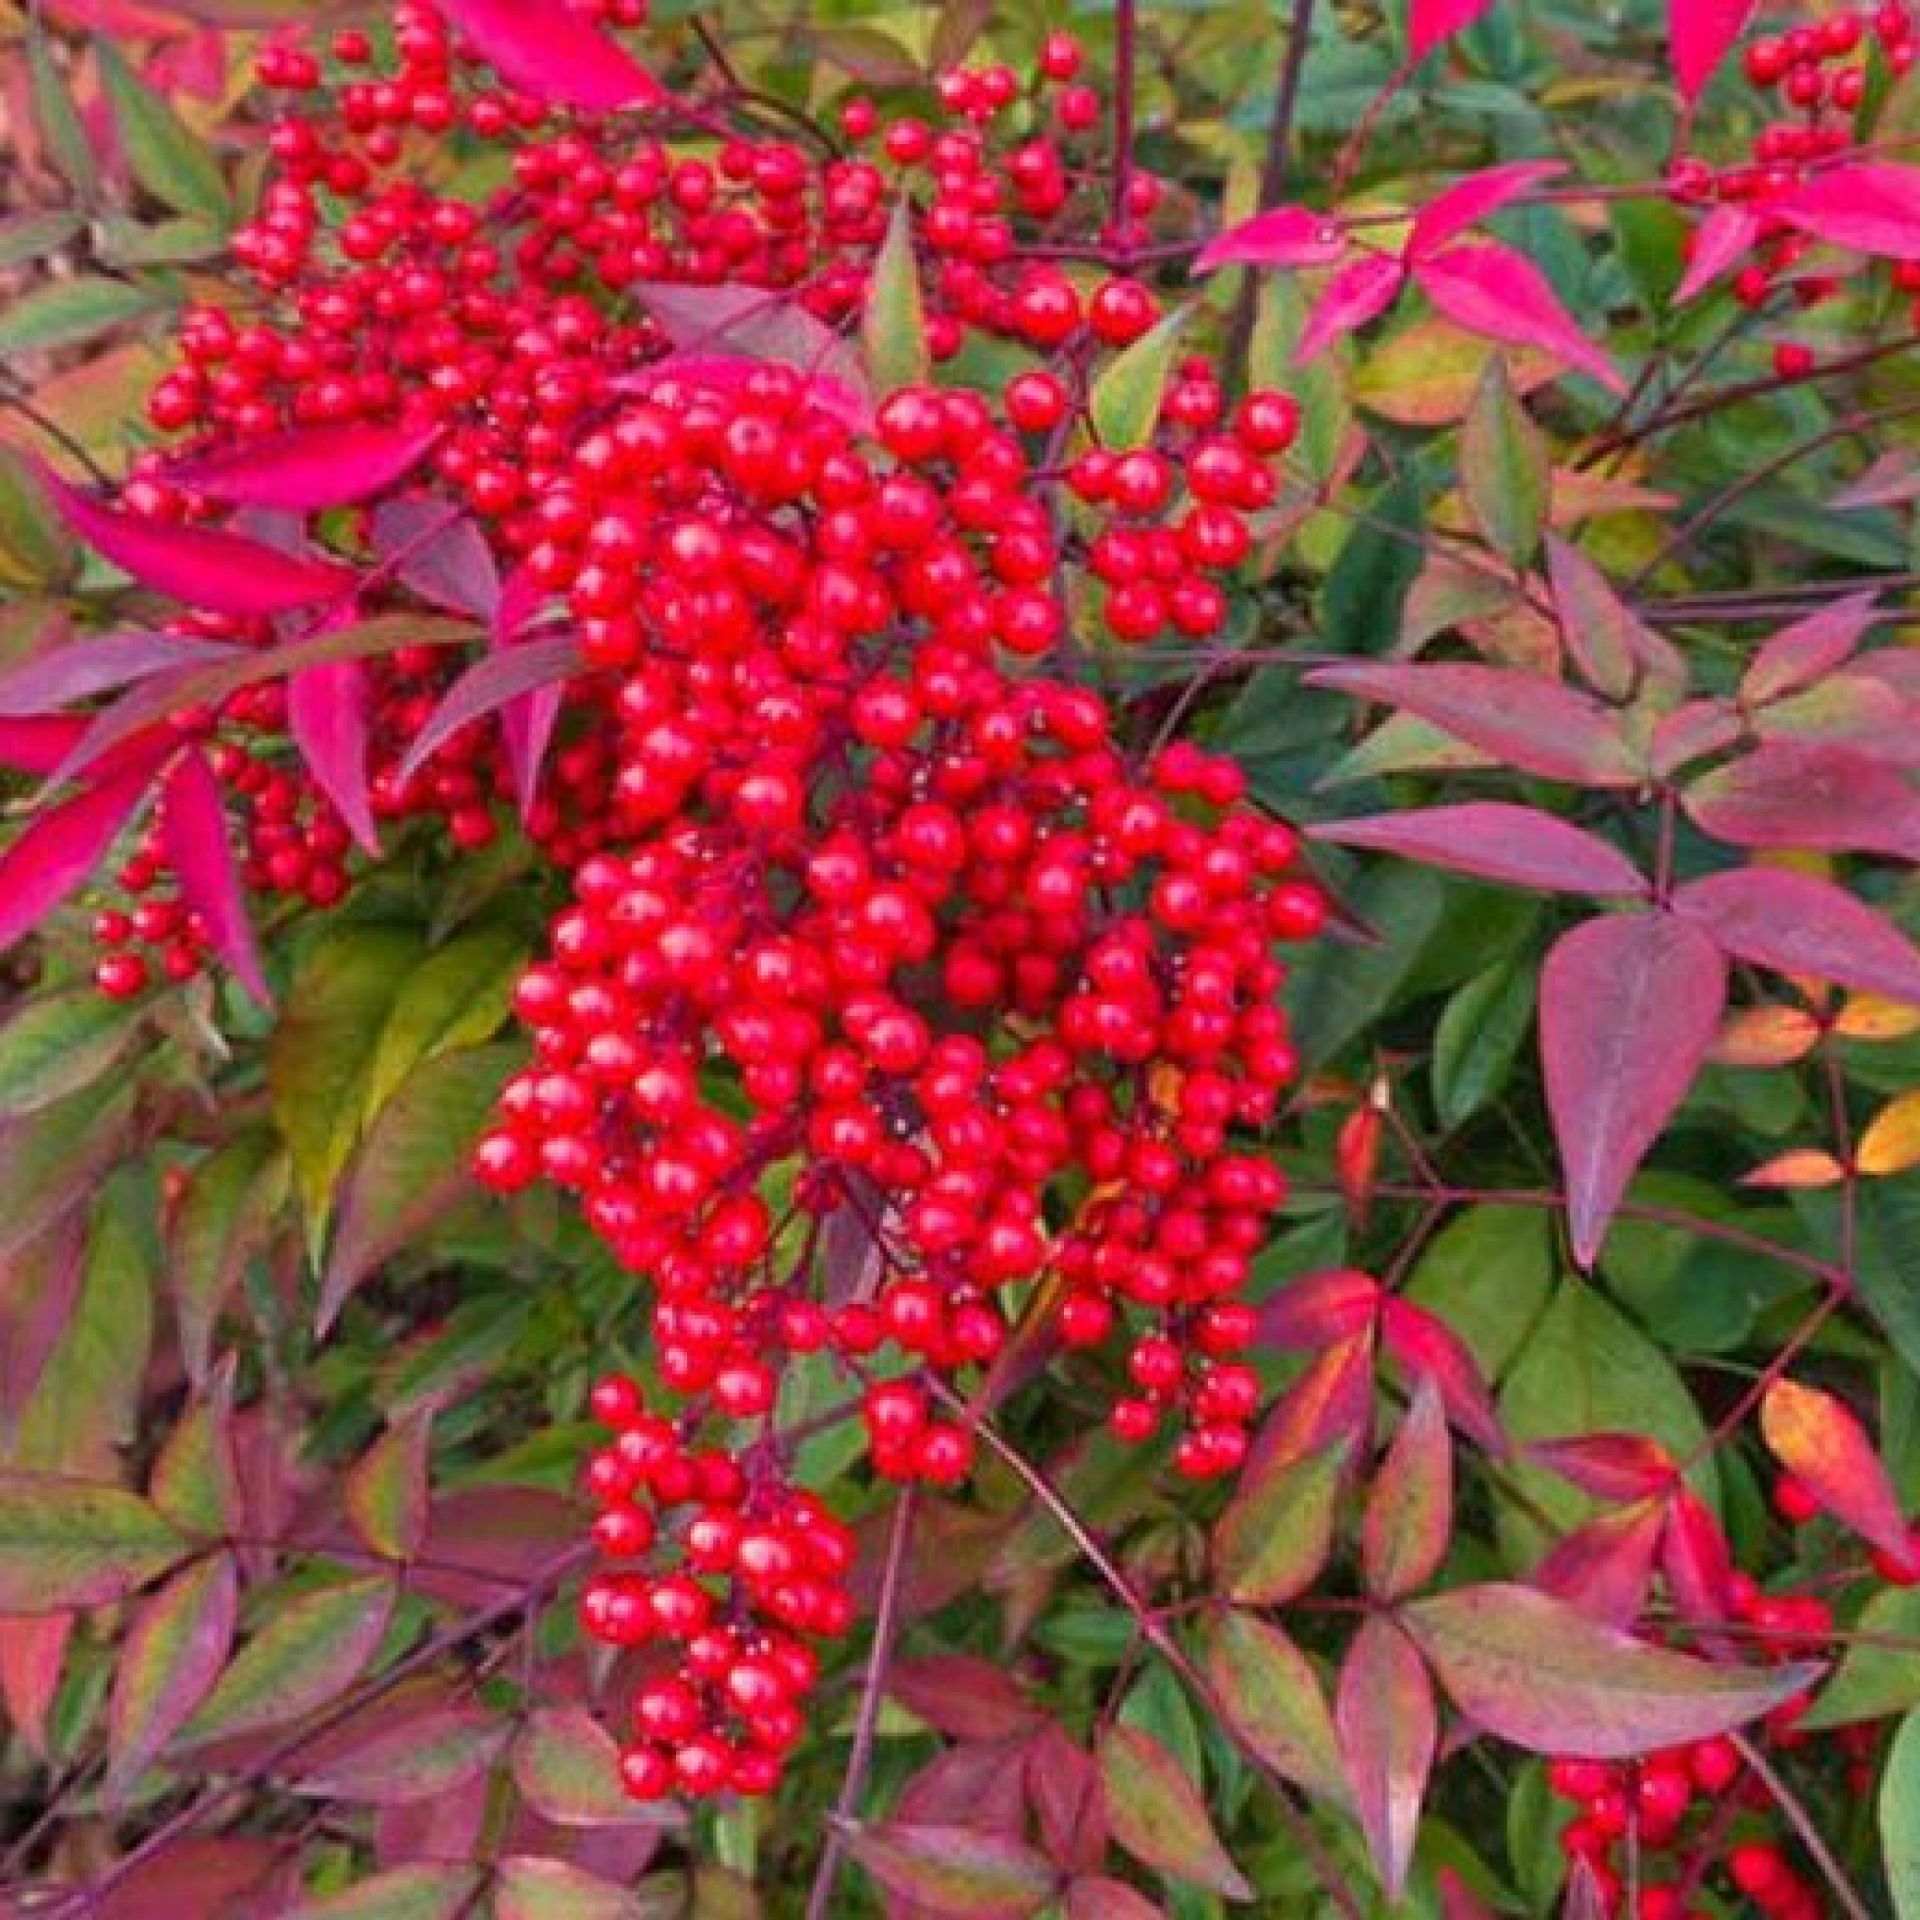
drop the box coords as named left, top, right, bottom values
left=1414, top=241, right=1626, bottom=393
left=440, top=0, right=663, bottom=112
left=1530, top=1435, right=1678, bottom=1502
left=0, top=634, right=240, bottom=718
left=1760, top=1380, right=1911, bottom=1559
left=398, top=634, right=582, bottom=787
left=1533, top=1505, right=1664, bottom=1628
left=1676, top=204, right=1760, bottom=302
left=1314, top=802, right=1646, bottom=897
left=1546, top=537, right=1686, bottom=699
left=1259, top=1267, right=1383, bottom=1348
left=0, top=716, right=88, bottom=776
left=107, top=1554, right=238, bottom=1797
left=1336, top=1616, right=1436, bottom=1901
left=1683, top=742, right=1920, bottom=859
left=1661, top=1488, right=1736, bottom=1624
left=1297, top=254, right=1404, bottom=362
left=629, top=351, right=873, bottom=436
left=371, top=500, right=501, bottom=621
left=289, top=659, right=378, bottom=856
left=167, top=423, right=440, bottom=512
left=1404, top=1582, right=1819, bottom=1757
left=1541, top=912, right=1727, bottom=1267
left=0, top=1612, right=71, bottom=1760
left=890, top=1657, right=1041, bottom=1744
left=1380, top=1299, right=1503, bottom=1453
left=0, top=767, right=153, bottom=953
left=1741, top=592, right=1880, bottom=704
left=41, top=469, right=355, bottom=618
left=1025, top=1725, right=1106, bottom=1875
left=633, top=283, right=871, bottom=412
left=1409, top=161, right=1565, bottom=260
left=1305, top=662, right=1643, bottom=787
left=1363, top=1378, right=1454, bottom=1601
left=1195, top=204, right=1348, bottom=274
left=1670, top=0, right=1761, bottom=103
left=1778, top=162, right=1920, bottom=261
left=1409, top=0, right=1498, bottom=61
left=1673, top=867, right=1920, bottom=1004
left=160, top=752, right=270, bottom=1006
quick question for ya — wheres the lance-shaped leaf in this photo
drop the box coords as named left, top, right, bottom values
left=289, top=1865, right=485, bottom=1920
left=1670, top=0, right=1762, bottom=102
left=107, top=1552, right=238, bottom=1795
left=0, top=1476, right=189, bottom=1613
left=1531, top=1435, right=1677, bottom=1502
left=169, top=1132, right=281, bottom=1385
left=1405, top=1582, right=1819, bottom=1756
left=1245, top=1335, right=1376, bottom=1482
left=1661, top=1487, right=1736, bottom=1624
left=1315, top=803, right=1646, bottom=897
left=891, top=1656, right=1040, bottom=1743
left=0, top=716, right=89, bottom=776
left=345, top=1412, right=433, bottom=1561
left=513, top=1706, right=672, bottom=1827
left=169, top=423, right=440, bottom=512
left=1684, top=742, right=1920, bottom=859
left=1541, top=912, right=1726, bottom=1266
left=1097, top=1724, right=1252, bottom=1900
left=1261, top=1267, right=1383, bottom=1347
left=863, top=198, right=929, bottom=394
left=1213, top=1440, right=1346, bottom=1606
left=1196, top=204, right=1346, bottom=274
left=161, top=750, right=270, bottom=1005
left=0, top=631, right=240, bottom=717
left=1202, top=1610, right=1346, bottom=1803
left=1674, top=867, right=1920, bottom=1004
left=97, top=40, right=230, bottom=224
left=1861, top=1091, right=1920, bottom=1178
left=1299, top=254, right=1404, bottom=361
left=1546, top=535, right=1684, bottom=700
left=1306, top=662, right=1642, bottom=786
left=1091, top=310, right=1190, bottom=451
left=398, top=634, right=581, bottom=786
left=43, top=468, right=355, bottom=616
left=1676, top=204, right=1760, bottom=302
left=440, top=0, right=663, bottom=111
left=1363, top=1379, right=1452, bottom=1601
left=290, top=657, right=378, bottom=856
left=1066, top=1882, right=1160, bottom=1920
left=1779, top=162, right=1920, bottom=261
left=1409, top=0, right=1497, bottom=59
left=1380, top=1299, right=1503, bottom=1451
left=149, top=1374, right=242, bottom=1539
left=1336, top=1615, right=1436, bottom=1901
left=633, top=282, right=869, bottom=416
left=1410, top=161, right=1565, bottom=259
left=1460, top=354, right=1548, bottom=563
left=1414, top=243, right=1626, bottom=393
left=1025, top=1723, right=1105, bottom=1872
left=1885, top=1709, right=1920, bottom=1918
left=292, top=1684, right=505, bottom=1805
left=0, top=1612, right=69, bottom=1760
left=1760, top=1380, right=1911, bottom=1559
left=1742, top=593, right=1880, bottom=704
left=0, top=989, right=142, bottom=1119
left=372, top=500, right=500, bottom=620
left=1533, top=1503, right=1665, bottom=1628
left=494, top=574, right=561, bottom=821
left=839, top=1821, right=1057, bottom=1918
left=495, top=1858, right=650, bottom=1920
left=0, top=765, right=155, bottom=954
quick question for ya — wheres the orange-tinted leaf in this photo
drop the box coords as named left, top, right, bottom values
left=1098, top=1725, right=1251, bottom=1900
left=1859, top=1092, right=1920, bottom=1177
left=1336, top=1615, right=1437, bottom=1901
left=1834, top=994, right=1920, bottom=1042
left=1760, top=1380, right=1911, bottom=1558
left=1742, top=1148, right=1848, bottom=1191
left=1709, top=1005, right=1822, bottom=1069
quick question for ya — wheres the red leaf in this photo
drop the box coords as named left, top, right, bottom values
left=1246, top=1334, right=1376, bottom=1483
left=1546, top=536, right=1686, bottom=699
left=42, top=469, right=355, bottom=618
left=1409, top=161, right=1565, bottom=260
left=167, top=423, right=440, bottom=512
left=1676, top=204, right=1760, bottom=301
left=1661, top=1488, right=1736, bottom=1624
left=289, top=659, right=378, bottom=856
left=1380, top=1299, right=1503, bottom=1452
left=1196, top=204, right=1347, bottom=274
left=1760, top=1380, right=1911, bottom=1559
left=440, top=0, right=663, bottom=112
left=1409, top=0, right=1497, bottom=60
left=890, top=1657, right=1041, bottom=1743
left=1259, top=1267, right=1383, bottom=1348
left=1414, top=241, right=1626, bottom=393
left=1530, top=1435, right=1677, bottom=1502
left=1533, top=1504, right=1664, bottom=1628
left=1779, top=162, right=1920, bottom=261
left=1541, top=912, right=1727, bottom=1266
left=1315, top=803, right=1646, bottom=897
left=1670, top=0, right=1761, bottom=102
left=0, top=1612, right=71, bottom=1759
left=1683, top=742, right=1920, bottom=858
left=1672, top=867, right=1920, bottom=1004
left=1363, top=1378, right=1453, bottom=1601
left=1097, top=1724, right=1251, bottom=1900
left=0, top=766, right=153, bottom=954
left=0, top=716, right=87, bottom=776
left=1404, top=1583, right=1819, bottom=1756
left=1024, top=1724, right=1106, bottom=1875
left=160, top=752, right=270, bottom=1006
left=1306, top=662, right=1642, bottom=787
left=1297, top=254, right=1404, bottom=361
left=1335, top=1616, right=1436, bottom=1901
left=840, top=1821, right=1057, bottom=1919
left=1742, top=593, right=1881, bottom=703
left=0, top=633, right=240, bottom=718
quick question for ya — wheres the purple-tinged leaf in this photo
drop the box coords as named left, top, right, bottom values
left=292, top=1686, right=504, bottom=1805
left=1541, top=912, right=1727, bottom=1267
left=1533, top=1503, right=1665, bottom=1628
left=0, top=1476, right=189, bottom=1613
left=1261, top=1267, right=1384, bottom=1348
left=1024, top=1724, right=1106, bottom=1873
left=1410, top=0, right=1497, bottom=59
left=1098, top=1724, right=1251, bottom=1900
left=1662, top=1488, right=1736, bottom=1625
left=1306, top=661, right=1643, bottom=787
left=1415, top=242, right=1626, bottom=393
left=370, top=500, right=501, bottom=621
left=167, top=423, right=440, bottom=512
left=287, top=1864, right=483, bottom=1920
left=494, top=1857, right=646, bottom=1920
left=161, top=752, right=270, bottom=1006
left=1201, top=1610, right=1346, bottom=1804
left=398, top=634, right=581, bottom=787
left=1833, top=451, right=1920, bottom=512
left=344, top=1412, right=432, bottom=1562
left=1546, top=535, right=1686, bottom=699
left=629, top=349, right=873, bottom=434
left=1409, top=161, right=1565, bottom=260
left=0, top=715, right=86, bottom=776
left=1315, top=803, right=1646, bottom=897
left=1741, top=592, right=1880, bottom=704
left=1530, top=1435, right=1677, bottom=1502
left=513, top=1707, right=676, bottom=1828
left=1677, top=867, right=1920, bottom=1005
left=1214, top=1441, right=1346, bottom=1606
left=1380, top=1300, right=1503, bottom=1452
left=1363, top=1379, right=1453, bottom=1601
left=1336, top=1616, right=1436, bottom=1901
left=0, top=632, right=240, bottom=718
left=896, top=1736, right=1031, bottom=1843
left=1298, top=254, right=1404, bottom=362
left=634, top=282, right=870, bottom=411
left=0, top=1215, right=86, bottom=1415
left=107, top=1552, right=238, bottom=1797
left=840, top=1821, right=1058, bottom=1918
left=1066, top=1881, right=1161, bottom=1920
left=290, top=658, right=378, bottom=856
left=1778, top=162, right=1920, bottom=260
left=1676, top=204, right=1760, bottom=301
left=0, top=765, right=154, bottom=955
left=493, top=575, right=563, bottom=820
left=1404, top=1582, right=1819, bottom=1756
left=440, top=0, right=663, bottom=111
left=891, top=1657, right=1041, bottom=1743
left=1195, top=204, right=1346, bottom=275
left=1684, top=741, right=1920, bottom=859
left=42, top=468, right=355, bottom=616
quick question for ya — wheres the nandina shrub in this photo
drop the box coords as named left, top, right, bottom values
left=2, top=1, right=1920, bottom=1916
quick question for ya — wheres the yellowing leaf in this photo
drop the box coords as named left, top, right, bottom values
left=1836, top=994, right=1920, bottom=1042
left=1708, top=1004, right=1821, bottom=1069
left=1860, top=1091, right=1920, bottom=1177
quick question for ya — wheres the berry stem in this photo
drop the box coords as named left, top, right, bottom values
left=1729, top=1730, right=1876, bottom=1920
left=1109, top=0, right=1139, bottom=247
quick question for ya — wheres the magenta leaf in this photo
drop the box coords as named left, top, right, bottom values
left=1414, top=241, right=1626, bottom=393
left=160, top=751, right=270, bottom=1007
left=1409, top=161, right=1564, bottom=260
left=1297, top=254, right=1404, bottom=362
left=42, top=468, right=356, bottom=618
left=1741, top=592, right=1880, bottom=704
left=167, top=422, right=440, bottom=512
left=1684, top=866, right=1920, bottom=1000
left=1195, top=204, right=1347, bottom=274
left=1541, top=912, right=1727, bottom=1266
left=1662, top=1488, right=1736, bottom=1624
left=1778, top=162, right=1920, bottom=261
left=1314, top=803, right=1646, bottom=897
left=1336, top=1616, right=1436, bottom=1901
left=398, top=634, right=582, bottom=787
left=289, top=659, right=378, bottom=856
left=1546, top=537, right=1687, bottom=698
left=493, top=574, right=563, bottom=821
left=1533, top=1506, right=1665, bottom=1628
left=0, top=766, right=153, bottom=954
left=1531, top=1435, right=1677, bottom=1502
left=1380, top=1299, right=1503, bottom=1452
left=1259, top=1267, right=1383, bottom=1349
left=1305, top=662, right=1643, bottom=787
left=0, top=716, right=91, bottom=776
left=1676, top=204, right=1759, bottom=302
left=633, top=283, right=871, bottom=415
left=440, top=0, right=663, bottom=112
left=1684, top=742, right=1920, bottom=859
left=371, top=500, right=501, bottom=621
left=1670, top=0, right=1761, bottom=102
left=1409, top=0, right=1498, bottom=60
left=0, top=633, right=241, bottom=718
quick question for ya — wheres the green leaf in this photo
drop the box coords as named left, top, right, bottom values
left=0, top=1477, right=188, bottom=1613
left=0, top=444, right=79, bottom=587
left=168, top=1131, right=284, bottom=1383
left=1097, top=1722, right=1252, bottom=1900
left=513, top=1707, right=672, bottom=1828
left=862, top=197, right=929, bottom=395
left=1431, top=956, right=1536, bottom=1128
left=496, top=1858, right=652, bottom=1920
left=841, top=1821, right=1058, bottom=1918
left=27, top=28, right=98, bottom=201
left=0, top=211, right=86, bottom=271
left=344, top=1412, right=432, bottom=1561
left=1886, top=1708, right=1920, bottom=1918
left=0, top=277, right=168, bottom=357
left=96, top=215, right=229, bottom=268
left=96, top=41, right=231, bottom=224
left=1090, top=308, right=1189, bottom=451
left=289, top=1867, right=486, bottom=1920
left=0, top=987, right=140, bottom=1117
left=149, top=1383, right=241, bottom=1539
left=1200, top=1610, right=1346, bottom=1804
left=1802, top=1586, right=1920, bottom=1729
left=1362, top=1378, right=1452, bottom=1601
left=0, top=1081, right=137, bottom=1268
left=1460, top=356, right=1548, bottom=566
left=1405, top=1207, right=1555, bottom=1383
left=178, top=1574, right=394, bottom=1747
left=1211, top=1441, right=1345, bottom=1605
left=107, top=1552, right=238, bottom=1794
left=363, top=927, right=524, bottom=1118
